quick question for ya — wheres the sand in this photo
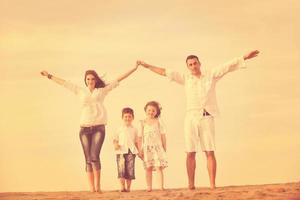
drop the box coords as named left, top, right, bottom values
left=1, top=182, right=299, bottom=200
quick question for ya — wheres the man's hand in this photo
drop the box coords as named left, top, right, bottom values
left=136, top=60, right=166, bottom=76
left=243, top=50, right=260, bottom=60
left=136, top=60, right=148, bottom=68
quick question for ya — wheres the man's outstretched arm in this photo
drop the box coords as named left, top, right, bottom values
left=212, top=50, right=260, bottom=79
left=243, top=50, right=259, bottom=60
left=137, top=60, right=166, bottom=76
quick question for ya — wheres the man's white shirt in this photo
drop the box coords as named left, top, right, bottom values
left=165, top=57, right=246, bottom=116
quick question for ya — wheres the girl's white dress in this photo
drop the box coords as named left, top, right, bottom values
left=139, top=120, right=168, bottom=170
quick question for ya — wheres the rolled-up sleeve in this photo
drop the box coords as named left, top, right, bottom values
left=165, top=69, right=185, bottom=85
left=103, top=80, right=119, bottom=94
left=63, top=81, right=81, bottom=95
left=212, top=56, right=246, bottom=79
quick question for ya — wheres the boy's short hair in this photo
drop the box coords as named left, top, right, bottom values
left=122, top=107, right=134, bottom=118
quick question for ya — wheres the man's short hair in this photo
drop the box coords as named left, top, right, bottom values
left=186, top=55, right=200, bottom=63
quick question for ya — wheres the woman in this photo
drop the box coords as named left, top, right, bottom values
left=41, top=64, right=138, bottom=192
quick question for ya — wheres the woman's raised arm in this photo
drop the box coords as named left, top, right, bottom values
left=40, top=70, right=66, bottom=85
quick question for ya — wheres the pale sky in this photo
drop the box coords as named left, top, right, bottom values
left=1, top=0, right=300, bottom=192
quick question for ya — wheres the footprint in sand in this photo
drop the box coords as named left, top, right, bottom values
left=193, top=192, right=210, bottom=196
left=266, top=188, right=286, bottom=193
left=254, top=191, right=267, bottom=197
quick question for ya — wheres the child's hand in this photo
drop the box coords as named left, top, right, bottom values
left=114, top=143, right=121, bottom=150
left=138, top=151, right=144, bottom=160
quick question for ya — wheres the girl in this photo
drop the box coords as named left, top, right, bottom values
left=40, top=64, right=138, bottom=192
left=138, top=101, right=167, bottom=191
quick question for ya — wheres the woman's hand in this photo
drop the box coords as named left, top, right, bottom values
left=114, top=143, right=121, bottom=150
left=40, top=70, right=49, bottom=76
left=135, top=61, right=140, bottom=69
left=40, top=71, right=65, bottom=85
left=136, top=60, right=148, bottom=68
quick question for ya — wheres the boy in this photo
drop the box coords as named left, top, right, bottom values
left=113, top=107, right=139, bottom=192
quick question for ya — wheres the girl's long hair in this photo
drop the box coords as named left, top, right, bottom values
left=144, top=101, right=162, bottom=118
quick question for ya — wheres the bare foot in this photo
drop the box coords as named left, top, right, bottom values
left=95, top=189, right=102, bottom=193
left=210, top=185, right=216, bottom=190
left=188, top=185, right=196, bottom=190
left=95, top=187, right=102, bottom=193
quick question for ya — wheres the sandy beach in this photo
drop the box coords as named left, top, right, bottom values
left=1, top=182, right=299, bottom=200
left=1, top=1, right=300, bottom=200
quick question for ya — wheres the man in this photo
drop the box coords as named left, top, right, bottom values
left=137, top=50, right=259, bottom=189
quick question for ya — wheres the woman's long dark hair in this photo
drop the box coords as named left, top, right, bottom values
left=84, top=70, right=106, bottom=88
